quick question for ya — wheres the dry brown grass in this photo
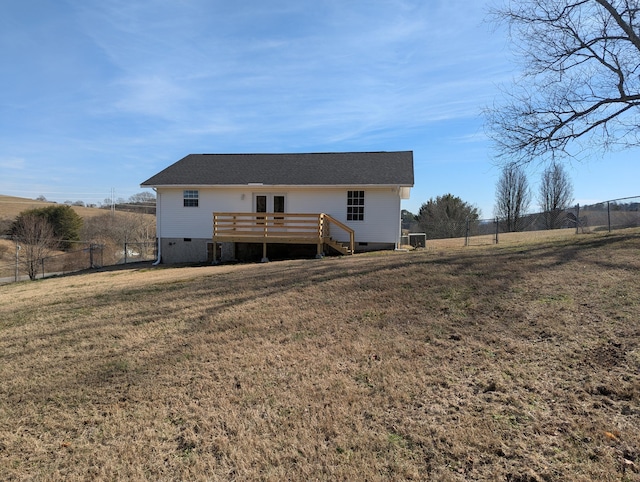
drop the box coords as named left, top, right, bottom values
left=1, top=230, right=639, bottom=481
left=425, top=228, right=580, bottom=250
left=0, top=195, right=110, bottom=222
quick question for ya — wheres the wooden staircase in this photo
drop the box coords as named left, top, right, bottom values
left=320, top=214, right=355, bottom=256
left=324, top=238, right=353, bottom=255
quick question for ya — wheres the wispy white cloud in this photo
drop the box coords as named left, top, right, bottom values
left=0, top=158, right=27, bottom=170
left=0, top=0, right=541, bottom=213
left=64, top=0, right=510, bottom=144
left=112, top=76, right=193, bottom=118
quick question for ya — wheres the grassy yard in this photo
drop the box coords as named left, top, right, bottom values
left=1, top=230, right=639, bottom=481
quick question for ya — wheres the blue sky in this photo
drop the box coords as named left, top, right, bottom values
left=1, top=0, right=637, bottom=217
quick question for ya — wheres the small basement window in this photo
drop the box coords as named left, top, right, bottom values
left=347, top=190, right=364, bottom=221
left=183, top=190, right=199, bottom=207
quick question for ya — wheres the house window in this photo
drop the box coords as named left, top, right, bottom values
left=273, top=195, right=285, bottom=213
left=183, top=190, right=199, bottom=207
left=347, top=190, right=364, bottom=221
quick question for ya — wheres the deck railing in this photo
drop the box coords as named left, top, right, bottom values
left=212, top=212, right=354, bottom=260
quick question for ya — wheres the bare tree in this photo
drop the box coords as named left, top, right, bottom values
left=128, top=192, right=156, bottom=204
left=13, top=214, right=58, bottom=280
left=539, top=162, right=574, bottom=229
left=495, top=163, right=531, bottom=231
left=487, top=0, right=640, bottom=163
left=84, top=212, right=155, bottom=244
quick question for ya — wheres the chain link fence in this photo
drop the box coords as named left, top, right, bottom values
left=0, top=241, right=156, bottom=284
left=4, top=196, right=639, bottom=281
left=406, top=195, right=640, bottom=247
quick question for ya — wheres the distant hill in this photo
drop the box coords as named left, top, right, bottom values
left=0, top=195, right=55, bottom=221
left=0, top=195, right=155, bottom=236
left=0, top=195, right=153, bottom=221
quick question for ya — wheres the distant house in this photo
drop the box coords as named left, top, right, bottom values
left=141, top=151, right=414, bottom=264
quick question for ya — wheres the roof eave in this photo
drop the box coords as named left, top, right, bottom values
left=141, top=183, right=414, bottom=189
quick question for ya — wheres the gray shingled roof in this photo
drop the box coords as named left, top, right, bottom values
left=141, top=152, right=414, bottom=187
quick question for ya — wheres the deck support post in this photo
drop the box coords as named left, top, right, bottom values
left=316, top=243, right=324, bottom=259
left=261, top=242, right=269, bottom=263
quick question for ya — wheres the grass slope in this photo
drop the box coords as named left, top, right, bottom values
left=1, top=232, right=639, bottom=481
left=0, top=195, right=111, bottom=222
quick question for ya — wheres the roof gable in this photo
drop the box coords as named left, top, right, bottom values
left=141, top=152, right=414, bottom=187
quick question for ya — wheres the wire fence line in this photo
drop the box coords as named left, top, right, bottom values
left=0, top=241, right=156, bottom=284
left=3, top=196, right=638, bottom=283
left=404, top=195, right=640, bottom=247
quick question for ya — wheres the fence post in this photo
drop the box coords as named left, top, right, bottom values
left=575, top=204, right=580, bottom=234
left=15, top=243, right=20, bottom=282
left=495, top=217, right=499, bottom=244
left=607, top=201, right=611, bottom=232
left=124, top=242, right=128, bottom=264
left=464, top=217, right=470, bottom=247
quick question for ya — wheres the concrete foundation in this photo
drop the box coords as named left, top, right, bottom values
left=159, top=238, right=209, bottom=264
left=158, top=238, right=396, bottom=264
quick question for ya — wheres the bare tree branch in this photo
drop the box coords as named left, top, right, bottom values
left=487, top=0, right=640, bottom=163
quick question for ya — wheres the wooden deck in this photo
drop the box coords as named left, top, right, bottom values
left=212, top=212, right=354, bottom=262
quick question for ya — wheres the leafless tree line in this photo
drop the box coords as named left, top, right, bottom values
left=495, top=162, right=574, bottom=231
left=6, top=210, right=156, bottom=281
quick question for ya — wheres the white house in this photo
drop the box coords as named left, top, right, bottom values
left=141, top=151, right=414, bottom=264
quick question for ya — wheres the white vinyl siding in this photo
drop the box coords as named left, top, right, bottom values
left=280, top=188, right=401, bottom=245
left=158, top=188, right=253, bottom=238
left=156, top=186, right=402, bottom=245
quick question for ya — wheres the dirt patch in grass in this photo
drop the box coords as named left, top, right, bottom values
left=1, top=231, right=639, bottom=481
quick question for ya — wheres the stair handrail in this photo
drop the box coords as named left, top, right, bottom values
left=321, top=213, right=354, bottom=254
